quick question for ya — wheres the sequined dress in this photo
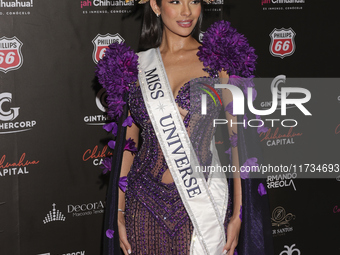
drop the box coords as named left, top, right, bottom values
left=124, top=75, right=232, bottom=254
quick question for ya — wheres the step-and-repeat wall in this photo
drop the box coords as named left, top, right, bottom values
left=1, top=1, right=339, bottom=254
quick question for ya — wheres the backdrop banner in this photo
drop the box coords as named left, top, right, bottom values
left=1, top=0, right=339, bottom=254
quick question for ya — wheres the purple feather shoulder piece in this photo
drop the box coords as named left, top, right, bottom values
left=197, top=20, right=257, bottom=78
left=95, top=43, right=139, bottom=174
left=95, top=42, right=139, bottom=121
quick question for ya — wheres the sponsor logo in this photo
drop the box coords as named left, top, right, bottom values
left=260, top=75, right=298, bottom=110
left=37, top=251, right=85, bottom=255
left=199, top=32, right=204, bottom=43
left=334, top=205, right=340, bottom=214
left=336, top=175, right=340, bottom=181
left=267, top=173, right=297, bottom=190
left=67, top=200, right=105, bottom=217
left=92, top=33, right=124, bottom=64
left=279, top=244, right=301, bottom=255
left=0, top=36, right=23, bottom=73
left=0, top=0, right=33, bottom=8
left=260, top=127, right=303, bottom=146
left=82, top=145, right=112, bottom=166
left=262, top=0, right=305, bottom=11
left=83, top=88, right=107, bottom=125
left=0, top=92, right=37, bottom=134
left=0, top=153, right=39, bottom=177
left=81, top=0, right=133, bottom=8
left=43, top=204, right=66, bottom=224
left=269, top=28, right=296, bottom=58
left=271, top=206, right=295, bottom=236
left=0, top=201, right=4, bottom=233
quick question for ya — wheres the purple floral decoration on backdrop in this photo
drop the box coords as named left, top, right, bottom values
left=258, top=183, right=267, bottom=196
left=106, top=229, right=114, bottom=239
left=241, top=157, right=258, bottom=179
left=100, top=157, right=112, bottom=174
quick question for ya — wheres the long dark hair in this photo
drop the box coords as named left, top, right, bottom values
left=139, top=0, right=203, bottom=50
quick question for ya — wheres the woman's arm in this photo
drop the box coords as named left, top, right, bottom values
left=118, top=110, right=140, bottom=255
left=220, top=72, right=242, bottom=255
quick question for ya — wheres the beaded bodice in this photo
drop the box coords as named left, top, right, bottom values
left=126, top=77, right=223, bottom=237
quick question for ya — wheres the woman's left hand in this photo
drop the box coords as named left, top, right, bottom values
left=222, top=214, right=241, bottom=254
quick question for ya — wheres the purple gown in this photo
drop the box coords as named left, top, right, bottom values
left=125, top=78, right=232, bottom=254
left=98, top=21, right=274, bottom=255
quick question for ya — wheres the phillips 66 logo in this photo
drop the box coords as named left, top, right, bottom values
left=269, top=28, right=296, bottom=59
left=92, top=33, right=124, bottom=64
left=0, top=36, right=23, bottom=73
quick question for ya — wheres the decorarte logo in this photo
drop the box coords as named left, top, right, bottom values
left=0, top=36, right=23, bottom=73
left=43, top=204, right=66, bottom=224
left=271, top=206, right=295, bottom=236
left=92, top=33, right=124, bottom=64
left=67, top=200, right=105, bottom=217
left=0, top=92, right=37, bottom=134
left=0, top=153, right=39, bottom=177
left=270, top=28, right=296, bottom=58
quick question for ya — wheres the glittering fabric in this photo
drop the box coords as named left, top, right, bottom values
left=124, top=76, right=232, bottom=254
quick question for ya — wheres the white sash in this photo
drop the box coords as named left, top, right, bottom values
left=138, top=48, right=229, bottom=255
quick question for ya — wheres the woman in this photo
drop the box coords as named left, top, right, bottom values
left=96, top=0, right=273, bottom=254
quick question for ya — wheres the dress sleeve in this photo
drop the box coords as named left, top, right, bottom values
left=95, top=42, right=139, bottom=255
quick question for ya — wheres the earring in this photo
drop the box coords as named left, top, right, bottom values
left=156, top=13, right=159, bottom=17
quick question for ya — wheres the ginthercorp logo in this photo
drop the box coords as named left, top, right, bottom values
left=92, top=33, right=124, bottom=64
left=67, top=200, right=105, bottom=217
left=271, top=206, right=295, bottom=236
left=202, top=82, right=311, bottom=129
left=0, top=92, right=37, bottom=134
left=0, top=92, right=19, bottom=121
left=43, top=204, right=66, bottom=224
left=0, top=36, right=23, bottom=73
left=0, top=0, right=33, bottom=8
left=259, top=75, right=304, bottom=146
left=279, top=244, right=301, bottom=255
left=83, top=88, right=107, bottom=125
left=270, top=28, right=296, bottom=58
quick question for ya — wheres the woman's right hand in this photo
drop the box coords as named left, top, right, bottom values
left=118, top=212, right=132, bottom=255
